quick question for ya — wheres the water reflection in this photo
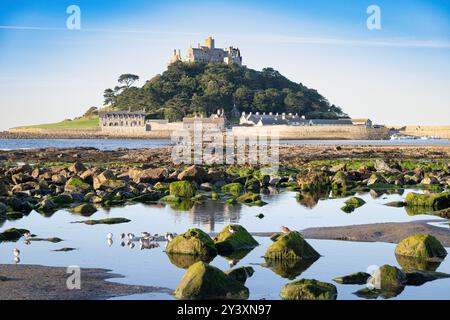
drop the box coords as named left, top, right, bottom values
left=395, top=254, right=442, bottom=272
left=167, top=253, right=215, bottom=269
left=263, top=257, right=319, bottom=280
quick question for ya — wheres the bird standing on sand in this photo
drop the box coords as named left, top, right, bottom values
left=166, top=233, right=174, bottom=243
left=229, top=226, right=238, bottom=234
left=281, top=226, right=291, bottom=234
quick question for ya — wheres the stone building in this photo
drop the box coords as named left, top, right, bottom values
left=170, top=36, right=242, bottom=66
left=99, top=110, right=148, bottom=133
left=183, top=109, right=226, bottom=131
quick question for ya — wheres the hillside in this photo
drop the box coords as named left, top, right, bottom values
left=14, top=115, right=99, bottom=130
left=104, top=62, right=348, bottom=121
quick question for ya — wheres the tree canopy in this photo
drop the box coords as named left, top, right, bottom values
left=103, top=63, right=348, bottom=121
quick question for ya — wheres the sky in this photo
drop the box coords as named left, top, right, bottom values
left=0, top=0, right=449, bottom=130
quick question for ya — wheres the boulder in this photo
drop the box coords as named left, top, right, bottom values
left=395, top=234, right=447, bottom=261
left=345, top=197, right=366, bottom=208
left=224, top=266, right=254, bottom=284
left=0, top=182, right=8, bottom=196
left=0, top=228, right=30, bottom=242
left=129, top=167, right=168, bottom=183
left=333, top=272, right=371, bottom=284
left=297, top=171, right=329, bottom=191
left=64, top=177, right=90, bottom=193
left=169, top=181, right=196, bottom=198
left=367, top=173, right=387, bottom=186
left=368, top=265, right=407, bottom=293
left=174, top=262, right=249, bottom=300
left=374, top=159, right=392, bottom=172
left=51, top=194, right=74, bottom=205
left=331, top=171, right=348, bottom=190
left=221, top=183, right=243, bottom=197
left=71, top=203, right=98, bottom=216
left=264, top=231, right=320, bottom=261
left=166, top=228, right=217, bottom=257
left=405, top=192, right=450, bottom=211
left=280, top=279, right=337, bottom=300
left=51, top=174, right=67, bottom=185
left=0, top=202, right=8, bottom=215
left=213, top=224, right=258, bottom=254
left=420, top=176, right=439, bottom=186
left=68, top=161, right=86, bottom=174
left=236, top=192, right=266, bottom=206
left=36, top=199, right=57, bottom=213
left=177, top=165, right=207, bottom=183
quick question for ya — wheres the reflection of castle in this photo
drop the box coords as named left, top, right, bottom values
left=170, top=36, right=243, bottom=66
left=186, top=201, right=242, bottom=232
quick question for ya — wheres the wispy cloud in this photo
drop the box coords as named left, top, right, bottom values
left=1, top=24, right=449, bottom=49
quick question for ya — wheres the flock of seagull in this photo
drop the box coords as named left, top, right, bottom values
left=106, top=231, right=176, bottom=250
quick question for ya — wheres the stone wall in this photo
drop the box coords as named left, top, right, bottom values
left=231, top=125, right=390, bottom=140
left=391, top=125, right=450, bottom=139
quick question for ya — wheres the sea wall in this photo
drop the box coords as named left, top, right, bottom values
left=231, top=125, right=390, bottom=140
left=391, top=125, right=450, bottom=139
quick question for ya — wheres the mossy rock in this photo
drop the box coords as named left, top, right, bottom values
left=213, top=224, right=258, bottom=254
left=297, top=172, right=329, bottom=191
left=224, top=266, right=254, bottom=284
left=51, top=194, right=74, bottom=205
left=6, top=212, right=24, bottom=220
left=166, top=228, right=217, bottom=257
left=74, top=217, right=130, bottom=225
left=405, top=192, right=450, bottom=210
left=71, top=203, right=97, bottom=216
left=174, top=262, right=249, bottom=300
left=160, top=195, right=182, bottom=203
left=30, top=237, right=63, bottom=243
left=169, top=181, right=196, bottom=198
left=345, top=197, right=366, bottom=208
left=333, top=272, right=371, bottom=284
left=384, top=201, right=406, bottom=207
left=280, top=279, right=337, bottom=300
left=0, top=228, right=30, bottom=242
left=236, top=192, right=260, bottom=204
left=264, top=231, right=320, bottom=261
left=341, top=204, right=356, bottom=213
left=264, top=257, right=317, bottom=280
left=221, top=183, right=243, bottom=197
left=331, top=171, right=348, bottom=190
left=64, top=177, right=90, bottom=193
left=166, top=253, right=215, bottom=269
left=395, top=234, right=447, bottom=261
left=226, top=198, right=237, bottom=205
left=368, top=264, right=407, bottom=293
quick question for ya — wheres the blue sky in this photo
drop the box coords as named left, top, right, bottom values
left=0, top=0, right=449, bottom=130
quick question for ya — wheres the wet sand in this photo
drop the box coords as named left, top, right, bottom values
left=0, top=264, right=172, bottom=300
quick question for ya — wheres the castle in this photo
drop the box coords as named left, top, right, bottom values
left=170, top=36, right=242, bottom=66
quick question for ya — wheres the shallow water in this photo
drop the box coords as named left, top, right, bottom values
left=0, top=188, right=449, bottom=300
left=1, top=138, right=449, bottom=151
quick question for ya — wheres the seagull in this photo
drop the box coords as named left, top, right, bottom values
left=166, top=233, right=174, bottom=243
left=120, top=241, right=126, bottom=247
left=107, top=239, right=113, bottom=247
left=14, top=257, right=20, bottom=264
left=23, top=232, right=32, bottom=238
left=281, top=226, right=291, bottom=234
left=107, top=232, right=113, bottom=240
left=120, top=233, right=126, bottom=240
left=128, top=242, right=135, bottom=249
left=229, top=226, right=238, bottom=234
left=13, top=248, right=20, bottom=257
left=23, top=239, right=31, bottom=245
left=141, top=232, right=150, bottom=238
left=127, top=233, right=135, bottom=240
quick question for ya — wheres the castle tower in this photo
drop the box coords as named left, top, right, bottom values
left=205, top=36, right=215, bottom=49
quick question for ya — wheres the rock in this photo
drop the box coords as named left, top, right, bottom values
left=280, top=279, right=337, bottom=300
left=367, top=173, right=387, bottom=186
left=297, top=171, right=329, bottom=191
left=330, top=163, right=346, bottom=173
left=169, top=181, right=196, bottom=198
left=64, top=177, right=90, bottom=193
left=420, top=176, right=439, bottom=185
left=331, top=171, right=348, bottom=190
left=236, top=192, right=266, bottom=206
left=225, top=267, right=254, bottom=284
left=130, top=192, right=164, bottom=203
left=12, top=173, right=33, bottom=185
left=166, top=228, right=217, bottom=257
left=68, top=161, right=86, bottom=173
left=0, top=228, right=30, bottom=242
left=71, top=203, right=97, bottom=215
left=0, top=202, right=8, bottom=215
left=74, top=218, right=130, bottom=225
left=341, top=204, right=355, bottom=213
left=384, top=201, right=406, bottom=207
left=345, top=197, right=366, bottom=208
left=213, top=224, right=258, bottom=254
left=368, top=265, right=407, bottom=293
left=374, top=159, right=392, bottom=172
left=51, top=194, right=74, bottom=205
left=36, top=199, right=57, bottom=213
left=174, top=262, right=249, bottom=300
left=333, top=272, right=371, bottom=284
left=221, top=183, right=243, bottom=197
left=405, top=270, right=450, bottom=286
left=129, top=168, right=168, bottom=183
left=395, top=234, right=447, bottom=261
left=264, top=231, right=320, bottom=261
left=0, top=182, right=8, bottom=196
left=177, top=165, right=207, bottom=183
left=51, top=174, right=67, bottom=185
left=211, top=192, right=220, bottom=200
left=405, top=192, right=450, bottom=211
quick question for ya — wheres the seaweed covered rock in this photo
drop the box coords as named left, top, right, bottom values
left=169, top=181, right=196, bottom=198
left=166, top=228, right=217, bottom=257
left=368, top=265, right=407, bottom=293
left=395, top=234, right=447, bottom=261
left=297, top=171, right=329, bottom=191
left=71, top=203, right=97, bottom=216
left=236, top=192, right=265, bottom=206
left=64, top=177, right=90, bottom=193
left=264, top=231, right=320, bottom=260
left=177, top=165, right=207, bottom=183
left=331, top=171, right=348, bottom=190
left=333, top=272, right=371, bottom=285
left=213, top=224, right=258, bottom=254
left=221, top=183, right=243, bottom=197
left=174, top=262, right=249, bottom=299
left=345, top=197, right=366, bottom=208
left=405, top=192, right=450, bottom=211
left=225, top=266, right=254, bottom=284
left=280, top=279, right=337, bottom=300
